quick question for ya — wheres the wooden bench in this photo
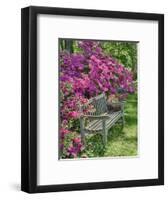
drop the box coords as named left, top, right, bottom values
left=79, top=93, right=125, bottom=145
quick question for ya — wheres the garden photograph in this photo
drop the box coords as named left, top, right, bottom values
left=59, top=38, right=138, bottom=159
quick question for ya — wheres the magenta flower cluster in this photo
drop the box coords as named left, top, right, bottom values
left=60, top=40, right=134, bottom=158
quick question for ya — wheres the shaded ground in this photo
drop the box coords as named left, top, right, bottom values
left=84, top=93, right=138, bottom=157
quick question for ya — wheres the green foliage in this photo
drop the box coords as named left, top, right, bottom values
left=84, top=134, right=106, bottom=157
left=102, top=41, right=137, bottom=79
left=73, top=40, right=83, bottom=53
left=102, top=42, right=137, bottom=68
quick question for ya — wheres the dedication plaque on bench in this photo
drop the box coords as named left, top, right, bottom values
left=21, top=6, right=164, bottom=193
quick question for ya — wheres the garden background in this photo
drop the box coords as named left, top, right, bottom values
left=59, top=39, right=138, bottom=159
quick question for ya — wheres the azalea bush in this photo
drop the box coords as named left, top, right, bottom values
left=59, top=40, right=135, bottom=158
left=102, top=41, right=137, bottom=79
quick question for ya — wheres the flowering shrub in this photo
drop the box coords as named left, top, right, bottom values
left=60, top=40, right=135, bottom=158
left=60, top=131, right=84, bottom=158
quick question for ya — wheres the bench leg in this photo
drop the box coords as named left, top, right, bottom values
left=122, top=114, right=125, bottom=127
left=103, top=129, right=108, bottom=145
left=102, top=120, right=107, bottom=145
left=80, top=118, right=85, bottom=145
left=118, top=114, right=125, bottom=129
left=80, top=131, right=85, bottom=144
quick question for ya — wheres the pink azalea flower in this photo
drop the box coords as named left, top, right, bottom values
left=69, top=111, right=80, bottom=119
left=60, top=128, right=70, bottom=136
left=73, top=137, right=81, bottom=144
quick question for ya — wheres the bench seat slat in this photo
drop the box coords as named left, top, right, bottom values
left=85, top=111, right=122, bottom=132
left=85, top=113, right=109, bottom=130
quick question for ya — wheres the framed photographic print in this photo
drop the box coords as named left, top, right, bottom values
left=21, top=6, right=164, bottom=193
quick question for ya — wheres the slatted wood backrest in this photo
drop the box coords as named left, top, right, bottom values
left=81, top=93, right=108, bottom=116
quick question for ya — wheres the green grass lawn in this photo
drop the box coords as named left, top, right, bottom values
left=84, top=93, right=138, bottom=158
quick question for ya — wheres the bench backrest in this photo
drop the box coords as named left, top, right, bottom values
left=81, top=93, right=108, bottom=115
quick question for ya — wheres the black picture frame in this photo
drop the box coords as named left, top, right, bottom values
left=21, top=6, right=164, bottom=193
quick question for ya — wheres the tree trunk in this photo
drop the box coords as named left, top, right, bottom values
left=65, top=40, right=73, bottom=53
